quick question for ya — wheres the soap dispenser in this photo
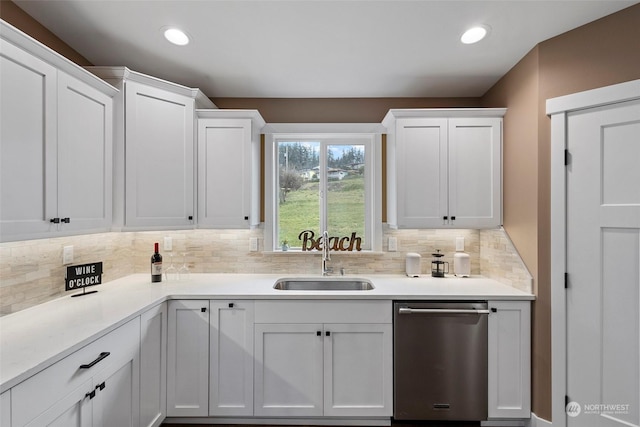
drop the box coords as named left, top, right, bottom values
left=453, top=237, right=470, bottom=277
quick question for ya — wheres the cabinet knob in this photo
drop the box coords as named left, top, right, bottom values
left=317, top=331, right=321, bottom=336
left=201, top=307, right=207, bottom=313
left=61, top=217, right=70, bottom=224
left=244, top=216, right=249, bottom=221
left=450, top=216, right=456, bottom=221
left=442, top=216, right=448, bottom=221
left=188, top=215, right=193, bottom=221
left=50, top=218, right=60, bottom=224
left=491, top=307, right=497, bottom=313
left=86, top=390, right=96, bottom=400
left=325, top=331, right=331, bottom=337
left=228, top=303, right=234, bottom=308
left=96, top=381, right=106, bottom=391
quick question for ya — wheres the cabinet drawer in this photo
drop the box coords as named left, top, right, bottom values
left=254, top=300, right=392, bottom=324
left=11, top=317, right=140, bottom=426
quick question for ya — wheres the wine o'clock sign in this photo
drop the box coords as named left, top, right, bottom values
left=66, top=262, right=103, bottom=297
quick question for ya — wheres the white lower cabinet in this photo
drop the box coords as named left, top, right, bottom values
left=253, top=301, right=393, bottom=418
left=4, top=297, right=530, bottom=426
left=140, top=303, right=167, bottom=427
left=488, top=300, right=531, bottom=419
left=1, top=391, right=9, bottom=427
left=166, top=300, right=256, bottom=418
left=24, top=380, right=93, bottom=427
left=11, top=317, right=140, bottom=427
left=166, top=300, right=210, bottom=417
left=254, top=323, right=324, bottom=417
left=324, top=323, right=393, bottom=417
left=91, top=347, right=140, bottom=427
left=209, top=301, right=254, bottom=416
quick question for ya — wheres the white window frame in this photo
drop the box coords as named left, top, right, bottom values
left=264, top=124, right=383, bottom=253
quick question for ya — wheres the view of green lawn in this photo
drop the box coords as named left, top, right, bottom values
left=278, top=175, right=365, bottom=249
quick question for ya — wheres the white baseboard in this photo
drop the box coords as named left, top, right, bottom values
left=481, top=412, right=552, bottom=427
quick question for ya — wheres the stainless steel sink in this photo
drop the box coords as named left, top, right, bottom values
left=273, top=277, right=374, bottom=291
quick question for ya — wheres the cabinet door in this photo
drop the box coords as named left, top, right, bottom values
left=209, top=301, right=254, bottom=416
left=24, top=380, right=93, bottom=427
left=395, top=118, right=448, bottom=228
left=125, top=81, right=195, bottom=228
left=198, top=118, right=252, bottom=228
left=1, top=390, right=10, bottom=427
left=254, top=323, right=323, bottom=417
left=448, top=118, right=502, bottom=228
left=92, top=350, right=140, bottom=427
left=488, top=301, right=531, bottom=419
left=323, top=324, right=393, bottom=417
left=0, top=39, right=57, bottom=241
left=140, top=303, right=167, bottom=427
left=57, top=71, right=113, bottom=233
left=167, top=300, right=209, bottom=417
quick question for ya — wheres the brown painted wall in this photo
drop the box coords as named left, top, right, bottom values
left=481, top=3, right=640, bottom=421
left=212, top=97, right=481, bottom=123
left=481, top=47, right=545, bottom=416
left=0, top=0, right=91, bottom=66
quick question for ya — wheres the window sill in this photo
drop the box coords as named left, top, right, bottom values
left=263, top=250, right=386, bottom=256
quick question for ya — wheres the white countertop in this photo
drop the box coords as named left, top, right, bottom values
left=0, top=273, right=533, bottom=392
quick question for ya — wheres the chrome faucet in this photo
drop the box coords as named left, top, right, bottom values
left=322, top=230, right=332, bottom=276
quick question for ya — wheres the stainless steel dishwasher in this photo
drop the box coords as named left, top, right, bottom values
left=393, top=301, right=489, bottom=421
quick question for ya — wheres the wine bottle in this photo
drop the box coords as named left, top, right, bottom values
left=151, top=242, right=163, bottom=282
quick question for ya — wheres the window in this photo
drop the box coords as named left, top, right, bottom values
left=265, top=130, right=382, bottom=252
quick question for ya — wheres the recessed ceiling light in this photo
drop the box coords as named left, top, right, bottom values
left=461, top=25, right=490, bottom=44
left=164, top=28, right=190, bottom=46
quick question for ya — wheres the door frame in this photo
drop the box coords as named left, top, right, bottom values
left=548, top=79, right=640, bottom=427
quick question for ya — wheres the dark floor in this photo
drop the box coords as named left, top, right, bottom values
left=162, top=422, right=481, bottom=427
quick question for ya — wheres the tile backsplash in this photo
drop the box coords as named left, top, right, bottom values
left=479, top=229, right=533, bottom=292
left=0, top=227, right=532, bottom=316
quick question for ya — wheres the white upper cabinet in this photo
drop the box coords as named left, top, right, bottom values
left=86, top=67, right=216, bottom=230
left=197, top=110, right=265, bottom=228
left=125, top=80, right=195, bottom=229
left=57, top=71, right=113, bottom=233
left=394, top=118, right=448, bottom=228
left=0, top=37, right=57, bottom=240
left=384, top=109, right=504, bottom=229
left=0, top=22, right=116, bottom=242
left=448, top=118, right=502, bottom=228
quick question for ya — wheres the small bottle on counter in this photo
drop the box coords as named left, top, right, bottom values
left=151, top=242, right=163, bottom=283
left=453, top=237, right=470, bottom=277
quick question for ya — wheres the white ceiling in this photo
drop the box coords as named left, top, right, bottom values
left=14, top=0, right=638, bottom=98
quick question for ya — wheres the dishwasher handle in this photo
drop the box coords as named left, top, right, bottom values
left=398, top=307, right=491, bottom=315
